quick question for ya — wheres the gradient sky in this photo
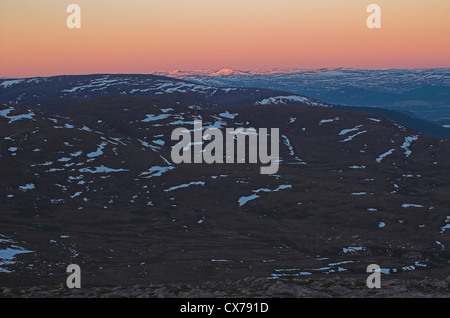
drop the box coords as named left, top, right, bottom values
left=1, top=0, right=449, bottom=77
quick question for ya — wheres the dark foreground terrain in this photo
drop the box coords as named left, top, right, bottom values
left=1, top=75, right=449, bottom=297
left=1, top=274, right=449, bottom=298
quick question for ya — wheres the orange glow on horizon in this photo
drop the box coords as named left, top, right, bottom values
left=0, top=0, right=449, bottom=78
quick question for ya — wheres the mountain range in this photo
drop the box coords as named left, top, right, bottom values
left=0, top=73, right=449, bottom=290
left=156, top=68, right=450, bottom=132
left=1, top=72, right=449, bottom=139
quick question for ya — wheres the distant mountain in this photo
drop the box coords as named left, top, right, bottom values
left=165, top=68, right=450, bottom=91
left=154, top=67, right=351, bottom=77
left=170, top=68, right=450, bottom=128
left=211, top=69, right=250, bottom=76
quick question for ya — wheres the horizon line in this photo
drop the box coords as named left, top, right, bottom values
left=2, top=67, right=450, bottom=79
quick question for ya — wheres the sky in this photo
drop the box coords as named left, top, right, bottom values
left=0, top=0, right=449, bottom=78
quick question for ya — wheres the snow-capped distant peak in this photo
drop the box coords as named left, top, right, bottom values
left=211, top=69, right=248, bottom=76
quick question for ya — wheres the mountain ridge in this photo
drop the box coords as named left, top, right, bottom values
left=1, top=73, right=448, bottom=139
